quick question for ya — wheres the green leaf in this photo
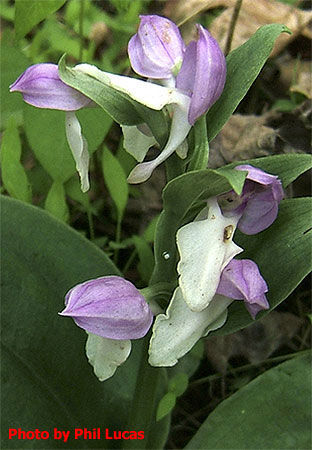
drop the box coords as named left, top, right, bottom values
left=207, top=24, right=291, bottom=141
left=1, top=196, right=169, bottom=449
left=45, top=180, right=69, bottom=222
left=14, top=0, right=66, bottom=39
left=188, top=116, right=209, bottom=171
left=102, top=147, right=129, bottom=223
left=143, top=215, right=159, bottom=243
left=156, top=392, right=176, bottom=422
left=1, top=30, right=30, bottom=129
left=65, top=175, right=90, bottom=209
left=0, top=116, right=31, bottom=202
left=227, top=153, right=312, bottom=189
left=213, top=197, right=312, bottom=336
left=185, top=354, right=311, bottom=449
left=168, top=373, right=189, bottom=397
left=132, top=235, right=154, bottom=283
left=24, top=104, right=111, bottom=183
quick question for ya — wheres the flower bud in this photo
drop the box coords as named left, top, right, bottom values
left=219, top=165, right=284, bottom=235
left=128, top=15, right=185, bottom=80
left=10, top=63, right=91, bottom=111
left=59, top=276, right=153, bottom=340
left=217, top=259, right=269, bottom=318
left=176, top=25, right=226, bottom=125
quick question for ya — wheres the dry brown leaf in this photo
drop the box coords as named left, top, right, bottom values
left=209, top=114, right=277, bottom=167
left=163, top=0, right=312, bottom=56
left=205, top=311, right=304, bottom=373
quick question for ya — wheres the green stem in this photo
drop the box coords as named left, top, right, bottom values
left=190, top=349, right=311, bottom=387
left=122, top=336, right=165, bottom=449
left=114, top=218, right=122, bottom=264
left=79, top=0, right=85, bottom=61
left=188, top=116, right=209, bottom=171
left=87, top=206, right=95, bottom=240
left=122, top=248, right=137, bottom=275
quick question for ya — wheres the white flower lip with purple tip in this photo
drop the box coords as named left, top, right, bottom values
left=60, top=275, right=153, bottom=340
left=60, top=276, right=154, bottom=381
left=10, top=63, right=92, bottom=192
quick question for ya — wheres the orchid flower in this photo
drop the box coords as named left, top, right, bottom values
left=149, top=258, right=268, bottom=367
left=149, top=166, right=282, bottom=366
left=10, top=16, right=225, bottom=187
left=9, top=64, right=92, bottom=192
left=10, top=60, right=191, bottom=188
left=59, top=276, right=153, bottom=381
left=126, top=16, right=226, bottom=183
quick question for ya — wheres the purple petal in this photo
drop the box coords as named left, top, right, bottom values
left=217, top=259, right=269, bottom=319
left=60, top=276, right=153, bottom=340
left=236, top=165, right=283, bottom=197
left=176, top=25, right=226, bottom=124
left=128, top=15, right=185, bottom=79
left=10, top=63, right=91, bottom=111
left=237, top=188, right=279, bottom=234
left=235, top=165, right=284, bottom=234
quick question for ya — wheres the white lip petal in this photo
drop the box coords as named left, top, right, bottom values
left=121, top=124, right=157, bottom=162
left=177, top=198, right=243, bottom=312
left=86, top=333, right=131, bottom=381
left=127, top=102, right=191, bottom=183
left=148, top=288, right=232, bottom=367
left=75, top=63, right=190, bottom=111
left=65, top=112, right=90, bottom=192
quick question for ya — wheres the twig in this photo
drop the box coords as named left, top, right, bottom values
left=224, top=0, right=243, bottom=55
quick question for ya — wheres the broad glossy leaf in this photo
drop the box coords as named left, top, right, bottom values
left=207, top=24, right=291, bottom=141
left=14, top=0, right=66, bottom=39
left=186, top=354, right=311, bottom=449
left=213, top=197, right=312, bottom=335
left=1, top=196, right=169, bottom=448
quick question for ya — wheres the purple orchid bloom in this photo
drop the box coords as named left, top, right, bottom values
left=126, top=15, right=226, bottom=183
left=218, top=165, right=284, bottom=235
left=10, top=63, right=91, bottom=111
left=59, top=276, right=153, bottom=340
left=128, top=15, right=185, bottom=82
left=217, top=259, right=269, bottom=318
left=10, top=63, right=92, bottom=192
left=128, top=16, right=226, bottom=124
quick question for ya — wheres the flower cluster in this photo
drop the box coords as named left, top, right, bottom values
left=10, top=14, right=284, bottom=379
left=10, top=15, right=226, bottom=189
left=60, top=165, right=283, bottom=376
left=148, top=165, right=283, bottom=366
